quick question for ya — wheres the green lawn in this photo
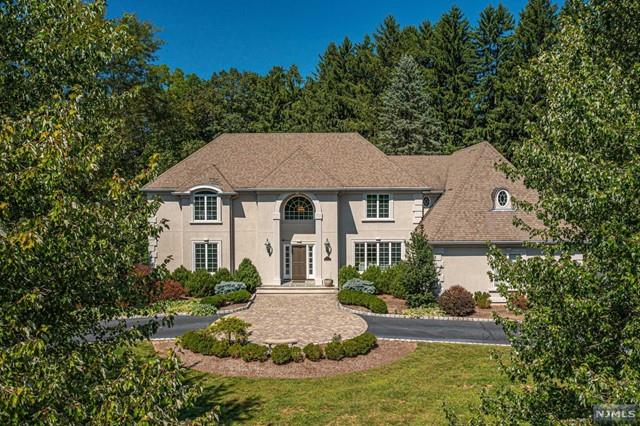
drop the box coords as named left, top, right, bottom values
left=141, top=342, right=509, bottom=425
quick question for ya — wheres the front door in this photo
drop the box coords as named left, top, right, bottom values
left=291, top=245, right=306, bottom=281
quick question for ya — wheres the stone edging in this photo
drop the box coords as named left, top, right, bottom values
left=217, top=293, right=256, bottom=315
left=337, top=301, right=497, bottom=323
left=378, top=337, right=510, bottom=347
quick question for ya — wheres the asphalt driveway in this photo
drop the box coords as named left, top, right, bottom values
left=115, top=313, right=509, bottom=345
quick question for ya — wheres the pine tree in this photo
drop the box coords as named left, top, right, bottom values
left=486, top=0, right=558, bottom=156
left=473, top=4, right=515, bottom=142
left=428, top=6, right=478, bottom=150
left=378, top=55, right=441, bottom=154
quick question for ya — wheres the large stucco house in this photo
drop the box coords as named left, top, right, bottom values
left=142, top=133, right=539, bottom=299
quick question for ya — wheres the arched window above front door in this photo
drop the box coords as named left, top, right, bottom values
left=284, top=196, right=314, bottom=220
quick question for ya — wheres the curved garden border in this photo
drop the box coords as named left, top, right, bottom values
left=337, top=301, right=498, bottom=323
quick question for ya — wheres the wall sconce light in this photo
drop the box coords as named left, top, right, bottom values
left=324, top=238, right=332, bottom=261
left=265, top=238, right=273, bottom=256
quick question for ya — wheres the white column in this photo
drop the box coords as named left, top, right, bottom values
left=272, top=211, right=281, bottom=284
left=315, top=211, right=323, bottom=286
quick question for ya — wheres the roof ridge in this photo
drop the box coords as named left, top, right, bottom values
left=429, top=143, right=488, bottom=238
left=253, top=142, right=305, bottom=187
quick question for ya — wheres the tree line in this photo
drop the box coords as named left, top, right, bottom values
left=128, top=0, right=560, bottom=174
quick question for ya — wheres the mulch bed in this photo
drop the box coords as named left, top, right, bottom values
left=152, top=340, right=417, bottom=379
left=470, top=304, right=523, bottom=321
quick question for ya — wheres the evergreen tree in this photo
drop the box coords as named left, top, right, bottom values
left=403, top=225, right=441, bottom=299
left=486, top=0, right=558, bottom=155
left=378, top=55, right=442, bottom=154
left=473, top=4, right=515, bottom=142
left=429, top=6, right=478, bottom=150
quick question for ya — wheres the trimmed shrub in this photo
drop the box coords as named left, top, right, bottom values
left=271, top=344, right=293, bottom=365
left=150, top=279, right=187, bottom=302
left=171, top=265, right=192, bottom=286
left=179, top=330, right=220, bottom=355
left=474, top=291, right=492, bottom=309
left=338, top=289, right=388, bottom=314
left=361, top=265, right=383, bottom=293
left=234, top=258, right=261, bottom=293
left=214, top=281, right=246, bottom=295
left=338, top=265, right=360, bottom=288
left=201, top=289, right=251, bottom=308
left=206, top=316, right=251, bottom=344
left=240, top=343, right=269, bottom=362
left=439, top=285, right=475, bottom=317
left=406, top=293, right=437, bottom=308
left=291, top=346, right=304, bottom=363
left=303, top=343, right=324, bottom=361
left=209, top=340, right=230, bottom=358
left=324, top=341, right=345, bottom=361
left=228, top=343, right=243, bottom=359
left=383, top=262, right=409, bottom=299
left=343, top=278, right=376, bottom=294
left=185, top=269, right=217, bottom=297
left=343, top=332, right=377, bottom=357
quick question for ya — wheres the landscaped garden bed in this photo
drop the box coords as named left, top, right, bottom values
left=153, top=339, right=417, bottom=378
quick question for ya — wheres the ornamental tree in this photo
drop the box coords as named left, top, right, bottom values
left=472, top=1, right=640, bottom=422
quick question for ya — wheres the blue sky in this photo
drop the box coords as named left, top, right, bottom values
left=107, top=0, right=562, bottom=79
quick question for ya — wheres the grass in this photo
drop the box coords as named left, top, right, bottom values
left=139, top=342, right=509, bottom=425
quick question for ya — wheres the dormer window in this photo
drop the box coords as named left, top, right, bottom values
left=493, top=189, right=513, bottom=211
left=193, top=191, right=219, bottom=222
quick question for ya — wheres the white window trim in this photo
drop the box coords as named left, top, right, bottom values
left=492, top=188, right=514, bottom=212
left=353, top=240, right=404, bottom=271
left=191, top=191, right=222, bottom=224
left=362, top=193, right=394, bottom=222
left=191, top=240, right=222, bottom=273
left=282, top=243, right=315, bottom=280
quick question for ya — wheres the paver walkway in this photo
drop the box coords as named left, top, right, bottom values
left=230, top=294, right=367, bottom=345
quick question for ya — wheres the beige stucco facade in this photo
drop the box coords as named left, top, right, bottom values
left=150, top=189, right=431, bottom=286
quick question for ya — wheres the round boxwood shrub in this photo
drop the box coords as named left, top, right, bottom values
left=291, top=346, right=304, bottom=363
left=324, top=341, right=345, bottom=361
left=343, top=278, right=376, bottom=294
left=303, top=343, right=324, bottom=361
left=170, top=265, right=192, bottom=286
left=214, top=281, right=246, bottom=295
left=438, top=285, right=475, bottom=317
left=271, top=344, right=293, bottom=365
left=240, top=343, right=269, bottom=362
left=338, top=265, right=360, bottom=288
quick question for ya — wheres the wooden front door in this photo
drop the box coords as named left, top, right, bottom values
left=291, top=246, right=306, bottom=281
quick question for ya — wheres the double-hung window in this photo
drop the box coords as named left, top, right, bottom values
left=193, top=191, right=218, bottom=222
left=365, top=194, right=390, bottom=219
left=354, top=241, right=403, bottom=271
left=193, top=241, right=219, bottom=273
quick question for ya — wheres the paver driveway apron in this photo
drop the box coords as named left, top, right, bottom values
left=229, top=294, right=367, bottom=345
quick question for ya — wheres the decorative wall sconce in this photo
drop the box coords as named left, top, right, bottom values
left=265, top=239, right=273, bottom=256
left=324, top=238, right=332, bottom=261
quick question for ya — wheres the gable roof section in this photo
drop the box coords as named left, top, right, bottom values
left=418, top=142, right=542, bottom=242
left=143, top=133, right=424, bottom=192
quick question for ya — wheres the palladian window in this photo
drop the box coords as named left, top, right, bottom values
left=284, top=196, right=314, bottom=220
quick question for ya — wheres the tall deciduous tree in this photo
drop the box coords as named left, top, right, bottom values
left=429, top=6, right=478, bottom=150
left=475, top=1, right=640, bottom=422
left=0, top=1, right=211, bottom=422
left=378, top=55, right=441, bottom=154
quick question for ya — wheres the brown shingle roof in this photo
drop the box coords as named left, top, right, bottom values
left=417, top=142, right=542, bottom=242
left=143, top=133, right=424, bottom=191
left=389, top=155, right=450, bottom=190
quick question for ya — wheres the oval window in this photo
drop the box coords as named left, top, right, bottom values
left=423, top=196, right=432, bottom=208
left=496, top=190, right=509, bottom=208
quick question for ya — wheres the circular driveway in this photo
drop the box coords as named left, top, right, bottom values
left=230, top=294, right=368, bottom=345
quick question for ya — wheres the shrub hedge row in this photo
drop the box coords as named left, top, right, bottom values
left=338, top=289, right=388, bottom=314
left=179, top=330, right=377, bottom=364
left=200, top=289, right=251, bottom=308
